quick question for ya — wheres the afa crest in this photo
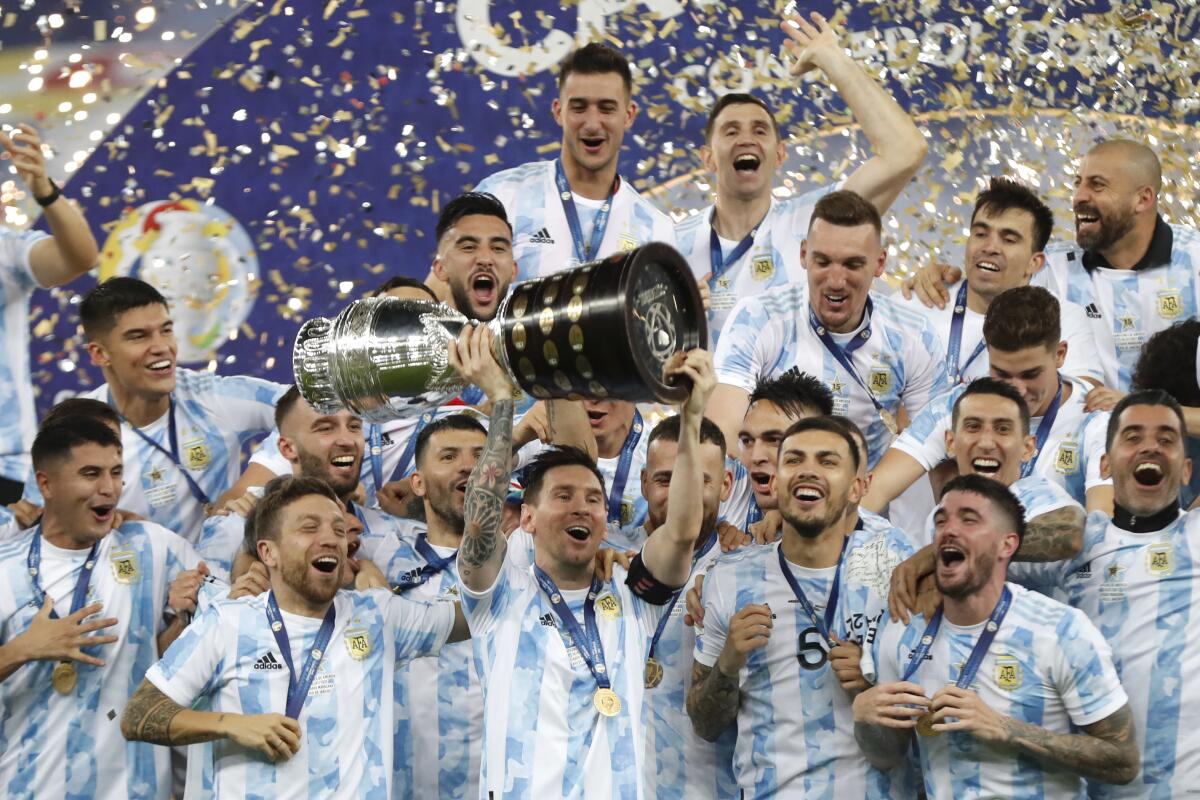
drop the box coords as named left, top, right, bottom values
left=596, top=593, right=621, bottom=620
left=1147, top=543, right=1173, bottom=577
left=994, top=655, right=1022, bottom=690
left=184, top=439, right=211, bottom=471
left=868, top=366, right=892, bottom=395
left=750, top=255, right=774, bottom=281
left=1054, top=442, right=1079, bottom=475
left=110, top=551, right=140, bottom=584
left=618, top=235, right=639, bottom=252
left=344, top=628, right=371, bottom=660
left=1157, top=289, right=1183, bottom=319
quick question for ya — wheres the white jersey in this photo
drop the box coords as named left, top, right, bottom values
left=0, top=227, right=49, bottom=482
left=873, top=583, right=1127, bottom=799
left=0, top=522, right=202, bottom=799
left=474, top=160, right=675, bottom=280
left=596, top=420, right=651, bottom=529
left=461, top=557, right=668, bottom=799
left=894, top=278, right=1103, bottom=385
left=715, top=284, right=951, bottom=468
left=82, top=369, right=286, bottom=541
left=193, top=512, right=244, bottom=580
left=1012, top=509, right=1200, bottom=797
left=915, top=475, right=1080, bottom=551
left=674, top=188, right=834, bottom=346
left=892, top=374, right=1110, bottom=508
left=1035, top=218, right=1200, bottom=390
left=146, top=588, right=454, bottom=799
left=696, top=529, right=914, bottom=798
left=720, top=458, right=759, bottom=533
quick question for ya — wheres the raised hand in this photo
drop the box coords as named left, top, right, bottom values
left=15, top=598, right=119, bottom=667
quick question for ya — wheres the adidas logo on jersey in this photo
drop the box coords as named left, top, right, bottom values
left=539, top=613, right=557, bottom=628
left=253, top=652, right=284, bottom=670
left=529, top=227, right=555, bottom=244
left=1085, top=303, right=1102, bottom=319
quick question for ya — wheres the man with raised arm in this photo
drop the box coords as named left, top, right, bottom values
left=855, top=474, right=1138, bottom=798
left=449, top=320, right=711, bottom=799
left=676, top=11, right=926, bottom=344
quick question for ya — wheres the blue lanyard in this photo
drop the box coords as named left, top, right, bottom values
left=901, top=585, right=1012, bottom=684
left=555, top=158, right=617, bottom=264
left=27, top=528, right=100, bottom=619
left=390, top=412, right=435, bottom=482
left=111, top=393, right=212, bottom=506
left=392, top=533, right=458, bottom=593
left=367, top=424, right=384, bottom=494
left=533, top=567, right=611, bottom=691
left=947, top=283, right=987, bottom=384
left=647, top=529, right=719, bottom=660
left=744, top=497, right=763, bottom=531
left=708, top=215, right=759, bottom=283
left=807, top=300, right=889, bottom=416
left=606, top=410, right=644, bottom=524
left=776, top=536, right=849, bottom=648
left=265, top=592, right=337, bottom=720
left=1021, top=381, right=1063, bottom=479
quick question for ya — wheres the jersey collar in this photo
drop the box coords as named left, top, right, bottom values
left=1081, top=214, right=1173, bottom=273
left=1112, top=499, right=1182, bottom=533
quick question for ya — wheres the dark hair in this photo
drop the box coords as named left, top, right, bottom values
left=779, top=416, right=861, bottom=473
left=370, top=276, right=438, bottom=301
left=703, top=92, right=781, bottom=142
left=982, top=286, right=1061, bottom=352
left=826, top=415, right=868, bottom=465
left=646, top=414, right=727, bottom=455
left=252, top=475, right=340, bottom=545
left=972, top=177, right=1054, bottom=253
left=557, top=42, right=632, bottom=94
left=32, top=416, right=122, bottom=472
left=79, top=277, right=169, bottom=340
left=1133, top=319, right=1200, bottom=407
left=274, top=385, right=305, bottom=432
left=435, top=192, right=512, bottom=244
left=809, top=190, right=882, bottom=236
left=413, top=413, right=488, bottom=468
left=1105, top=389, right=1188, bottom=451
left=42, top=397, right=120, bottom=430
left=952, top=377, right=1031, bottom=435
left=939, top=473, right=1027, bottom=545
left=749, top=369, right=834, bottom=419
left=521, top=445, right=607, bottom=506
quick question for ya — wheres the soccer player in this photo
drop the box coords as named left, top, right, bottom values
left=78, top=277, right=286, bottom=540
left=894, top=177, right=1101, bottom=386
left=676, top=11, right=926, bottom=343
left=0, top=124, right=99, bottom=504
left=687, top=416, right=915, bottom=797
left=122, top=475, right=466, bottom=797
left=450, top=319, right=713, bottom=798
left=855, top=474, right=1138, bottom=798
left=866, top=287, right=1113, bottom=515
left=580, top=397, right=650, bottom=529
left=0, top=416, right=207, bottom=798
left=474, top=43, right=674, bottom=278
left=709, top=189, right=949, bottom=466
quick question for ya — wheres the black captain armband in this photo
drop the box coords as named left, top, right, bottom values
left=624, top=553, right=680, bottom=606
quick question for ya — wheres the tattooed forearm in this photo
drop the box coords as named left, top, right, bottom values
left=854, top=721, right=911, bottom=771
left=1003, top=704, right=1139, bottom=784
left=121, top=680, right=185, bottom=745
left=686, top=661, right=742, bottom=742
left=459, top=399, right=514, bottom=577
left=1016, top=506, right=1085, bottom=562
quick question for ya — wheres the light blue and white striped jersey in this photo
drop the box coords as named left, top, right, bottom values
left=0, top=521, right=202, bottom=800
left=892, top=375, right=1110, bottom=509
left=193, top=512, right=244, bottom=581
left=894, top=278, right=1104, bottom=385
left=474, top=160, right=676, bottom=279
left=674, top=188, right=834, bottom=346
left=369, top=526, right=481, bottom=800
left=715, top=284, right=951, bottom=468
left=719, top=458, right=757, bottom=533
left=915, top=475, right=1080, bottom=552
left=873, top=582, right=1127, bottom=799
left=147, top=587, right=454, bottom=800
left=81, top=369, right=286, bottom=541
left=1011, top=508, right=1200, bottom=797
left=1034, top=219, right=1200, bottom=390
left=597, top=424, right=650, bottom=530
left=353, top=502, right=423, bottom=565
left=461, top=557, right=668, bottom=799
left=696, top=529, right=914, bottom=798
left=0, top=227, right=49, bottom=482
left=605, top=521, right=648, bottom=553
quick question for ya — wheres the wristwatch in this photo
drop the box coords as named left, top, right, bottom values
left=33, top=179, right=61, bottom=207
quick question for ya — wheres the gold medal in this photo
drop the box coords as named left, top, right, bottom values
left=879, top=408, right=898, bottom=435
left=644, top=657, right=664, bottom=689
left=916, top=713, right=939, bottom=737
left=593, top=687, right=622, bottom=717
left=51, top=661, right=77, bottom=695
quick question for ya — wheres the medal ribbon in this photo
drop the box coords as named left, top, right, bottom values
left=111, top=394, right=212, bottom=505
left=555, top=158, right=617, bottom=264
left=392, top=533, right=458, bottom=593
left=947, top=283, right=987, bottom=383
left=534, top=567, right=612, bottom=692
left=900, top=585, right=1013, bottom=684
left=708, top=216, right=759, bottom=283
left=266, top=592, right=337, bottom=720
left=646, top=529, right=720, bottom=661
left=606, top=410, right=644, bottom=525
left=1021, top=381, right=1063, bottom=478
left=28, top=527, right=101, bottom=620
left=367, top=424, right=384, bottom=495
left=776, top=536, right=849, bottom=649
left=807, top=300, right=890, bottom=418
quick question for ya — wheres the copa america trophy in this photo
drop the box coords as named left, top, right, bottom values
left=293, top=242, right=707, bottom=423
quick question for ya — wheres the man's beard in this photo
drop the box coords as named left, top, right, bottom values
left=282, top=553, right=339, bottom=606
left=425, top=482, right=466, bottom=532
left=297, top=448, right=358, bottom=499
left=934, top=550, right=995, bottom=600
left=779, top=488, right=849, bottom=540
left=449, top=277, right=498, bottom=322
left=1076, top=202, right=1136, bottom=252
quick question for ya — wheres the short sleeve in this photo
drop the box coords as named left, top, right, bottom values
left=0, top=227, right=49, bottom=291
left=713, top=296, right=779, bottom=393
left=1059, top=302, right=1104, bottom=383
left=207, top=376, right=288, bottom=442
left=870, top=616, right=905, bottom=685
left=457, top=555, right=520, bottom=636
left=900, top=323, right=951, bottom=419
left=248, top=430, right=289, bottom=474
left=1081, top=412, right=1112, bottom=491
left=1052, top=608, right=1128, bottom=727
left=194, top=514, right=245, bottom=581
left=380, top=590, right=455, bottom=662
left=890, top=390, right=957, bottom=470
left=146, top=604, right=228, bottom=707
left=1020, top=479, right=1082, bottom=520
left=693, top=567, right=730, bottom=669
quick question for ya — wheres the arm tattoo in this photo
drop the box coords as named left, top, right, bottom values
left=121, top=680, right=185, bottom=745
left=854, top=721, right=912, bottom=771
left=459, top=399, right=514, bottom=573
left=1016, top=506, right=1085, bottom=562
left=1002, top=703, right=1139, bottom=785
left=686, top=661, right=741, bottom=742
